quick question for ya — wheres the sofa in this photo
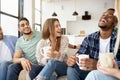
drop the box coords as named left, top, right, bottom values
left=19, top=70, right=67, bottom=80
left=18, top=48, right=78, bottom=80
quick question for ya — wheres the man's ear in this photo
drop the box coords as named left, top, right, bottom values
left=114, top=22, right=118, bottom=27
left=114, top=16, right=118, bottom=27
left=18, top=27, right=21, bottom=32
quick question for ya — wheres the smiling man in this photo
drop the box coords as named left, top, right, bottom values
left=67, top=8, right=120, bottom=80
left=4, top=17, right=43, bottom=80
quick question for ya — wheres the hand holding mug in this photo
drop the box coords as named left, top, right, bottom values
left=41, top=46, right=51, bottom=58
left=76, top=54, right=89, bottom=70
left=67, top=55, right=77, bottom=66
left=97, top=60, right=120, bottom=78
left=99, top=53, right=114, bottom=68
left=47, top=50, right=60, bottom=59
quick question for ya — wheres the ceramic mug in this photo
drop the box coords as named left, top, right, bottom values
left=76, top=54, right=89, bottom=70
left=41, top=46, right=51, bottom=58
left=99, top=53, right=114, bottom=68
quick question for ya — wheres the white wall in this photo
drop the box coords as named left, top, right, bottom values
left=22, top=0, right=115, bottom=35
left=67, top=0, right=114, bottom=35
left=42, top=0, right=114, bottom=35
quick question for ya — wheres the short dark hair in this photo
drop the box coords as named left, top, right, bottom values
left=18, top=17, right=29, bottom=24
left=107, top=8, right=115, bottom=12
left=18, top=17, right=29, bottom=27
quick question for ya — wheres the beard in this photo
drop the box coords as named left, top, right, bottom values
left=23, top=30, right=32, bottom=35
left=98, top=24, right=108, bottom=31
left=0, top=33, right=3, bottom=40
left=99, top=25, right=107, bottom=29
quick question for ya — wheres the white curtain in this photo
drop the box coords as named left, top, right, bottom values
left=114, top=0, right=120, bottom=56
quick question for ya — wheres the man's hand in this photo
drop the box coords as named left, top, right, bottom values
left=79, top=58, right=97, bottom=71
left=67, top=55, right=77, bottom=66
left=20, top=58, right=33, bottom=71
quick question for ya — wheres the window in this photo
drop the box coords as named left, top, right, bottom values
left=1, top=14, right=18, bottom=36
left=0, top=0, right=20, bottom=37
left=35, top=0, right=41, bottom=31
left=1, top=0, right=18, bottom=16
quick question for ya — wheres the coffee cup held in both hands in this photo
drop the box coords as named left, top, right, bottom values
left=99, top=53, right=114, bottom=68
left=41, top=46, right=51, bottom=58
left=76, top=54, right=89, bottom=70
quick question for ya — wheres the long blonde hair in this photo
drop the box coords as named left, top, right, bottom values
left=42, top=18, right=61, bottom=51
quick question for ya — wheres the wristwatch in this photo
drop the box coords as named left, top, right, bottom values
left=73, top=45, right=76, bottom=49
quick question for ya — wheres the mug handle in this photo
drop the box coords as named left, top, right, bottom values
left=76, top=56, right=80, bottom=65
left=41, top=48, right=45, bottom=56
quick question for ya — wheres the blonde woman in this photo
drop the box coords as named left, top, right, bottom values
left=35, top=18, right=69, bottom=80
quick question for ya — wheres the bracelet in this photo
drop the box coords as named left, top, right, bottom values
left=73, top=45, right=76, bottom=49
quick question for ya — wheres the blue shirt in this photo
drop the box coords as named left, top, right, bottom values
left=77, top=29, right=120, bottom=68
left=3, top=35, right=18, bottom=57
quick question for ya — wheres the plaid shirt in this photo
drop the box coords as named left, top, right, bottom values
left=77, top=29, right=120, bottom=68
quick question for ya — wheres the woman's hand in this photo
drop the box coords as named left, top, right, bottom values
left=53, top=50, right=61, bottom=58
left=97, top=60, right=120, bottom=79
left=47, top=50, right=60, bottom=59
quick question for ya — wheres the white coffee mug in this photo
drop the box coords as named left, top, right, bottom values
left=41, top=46, right=51, bottom=58
left=99, top=53, right=114, bottom=68
left=76, top=54, right=89, bottom=69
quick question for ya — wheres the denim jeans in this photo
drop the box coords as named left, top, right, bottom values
left=0, top=61, right=12, bottom=80
left=67, top=64, right=90, bottom=80
left=6, top=63, right=43, bottom=80
left=36, top=60, right=67, bottom=80
left=85, top=70, right=118, bottom=80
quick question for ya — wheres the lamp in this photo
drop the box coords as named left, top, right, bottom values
left=72, top=0, right=78, bottom=16
left=52, top=12, right=57, bottom=16
left=72, top=11, right=78, bottom=16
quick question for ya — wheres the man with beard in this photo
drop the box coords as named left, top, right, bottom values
left=3, top=17, right=43, bottom=80
left=66, top=9, right=120, bottom=80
